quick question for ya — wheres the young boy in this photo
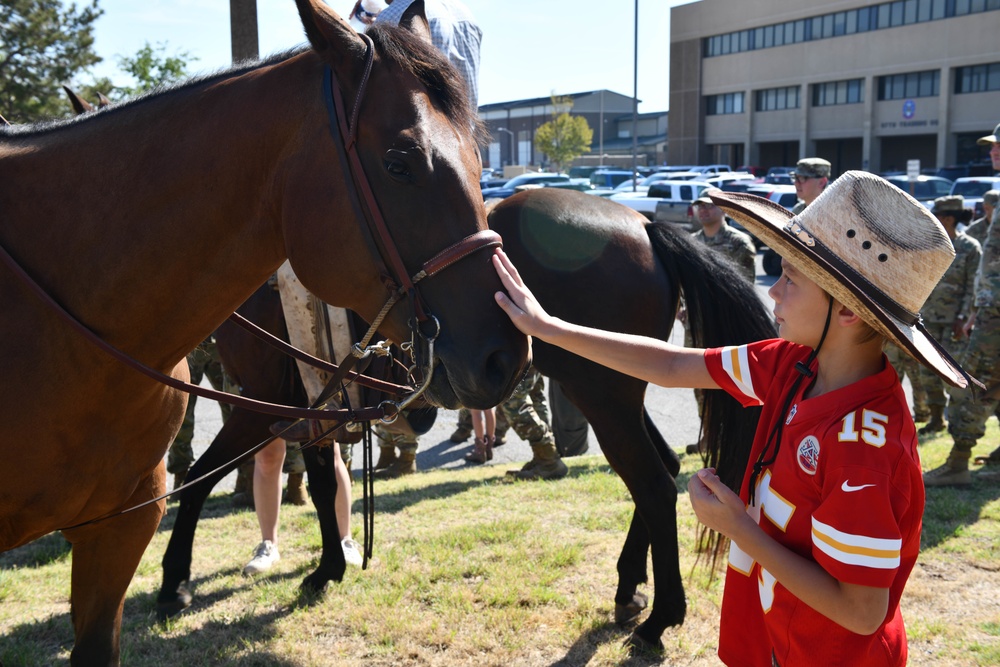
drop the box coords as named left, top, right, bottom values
left=491, top=171, right=979, bottom=666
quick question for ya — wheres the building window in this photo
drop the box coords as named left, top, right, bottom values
left=878, top=70, right=940, bottom=99
left=703, top=0, right=999, bottom=57
left=756, top=86, right=801, bottom=111
left=812, top=79, right=864, bottom=106
left=706, top=92, right=745, bottom=115
left=955, top=62, right=1000, bottom=93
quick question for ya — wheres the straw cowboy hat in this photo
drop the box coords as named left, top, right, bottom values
left=710, top=170, right=980, bottom=389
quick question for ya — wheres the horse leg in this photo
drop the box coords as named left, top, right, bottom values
left=567, top=383, right=686, bottom=652
left=157, top=408, right=272, bottom=618
left=66, top=470, right=166, bottom=666
left=298, top=440, right=345, bottom=594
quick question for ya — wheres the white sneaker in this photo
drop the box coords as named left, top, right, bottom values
left=341, top=537, right=363, bottom=567
left=243, top=540, right=280, bottom=576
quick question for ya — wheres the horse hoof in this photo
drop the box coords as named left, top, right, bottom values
left=614, top=591, right=648, bottom=627
left=155, top=585, right=192, bottom=620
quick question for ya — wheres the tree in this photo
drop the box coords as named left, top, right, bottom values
left=0, top=0, right=103, bottom=122
left=534, top=95, right=593, bottom=172
left=113, top=41, right=196, bottom=97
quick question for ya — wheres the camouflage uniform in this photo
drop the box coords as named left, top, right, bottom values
left=167, top=337, right=233, bottom=475
left=941, top=203, right=1000, bottom=478
left=885, top=345, right=929, bottom=421
left=916, top=231, right=981, bottom=414
left=691, top=220, right=756, bottom=284
left=497, top=367, right=566, bottom=479
left=964, top=190, right=997, bottom=246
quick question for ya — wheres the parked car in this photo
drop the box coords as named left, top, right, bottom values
left=764, top=166, right=796, bottom=185
left=950, top=176, right=1000, bottom=218
left=589, top=169, right=634, bottom=190
left=741, top=185, right=798, bottom=276
left=737, top=165, right=765, bottom=178
left=650, top=180, right=713, bottom=228
left=936, top=163, right=995, bottom=182
left=701, top=171, right=758, bottom=190
left=883, top=175, right=954, bottom=209
left=688, top=164, right=733, bottom=176
left=481, top=172, right=569, bottom=200
left=568, top=165, right=608, bottom=179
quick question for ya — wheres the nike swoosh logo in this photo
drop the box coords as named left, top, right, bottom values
left=841, top=481, right=876, bottom=493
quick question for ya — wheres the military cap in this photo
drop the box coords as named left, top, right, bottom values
left=983, top=190, right=999, bottom=207
left=791, top=157, right=831, bottom=179
left=693, top=188, right=722, bottom=206
left=976, top=122, right=1000, bottom=146
left=931, top=195, right=965, bottom=215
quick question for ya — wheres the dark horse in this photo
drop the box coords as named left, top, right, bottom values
left=161, top=188, right=776, bottom=650
left=0, top=1, right=527, bottom=664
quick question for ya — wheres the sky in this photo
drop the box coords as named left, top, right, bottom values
left=73, top=0, right=698, bottom=113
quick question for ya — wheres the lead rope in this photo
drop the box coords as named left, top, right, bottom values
left=748, top=297, right=833, bottom=506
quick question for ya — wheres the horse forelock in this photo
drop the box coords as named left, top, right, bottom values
left=366, top=24, right=486, bottom=145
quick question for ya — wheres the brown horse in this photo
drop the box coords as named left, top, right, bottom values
left=0, top=1, right=527, bottom=664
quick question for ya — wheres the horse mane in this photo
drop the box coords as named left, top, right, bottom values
left=366, top=23, right=487, bottom=145
left=0, top=49, right=308, bottom=138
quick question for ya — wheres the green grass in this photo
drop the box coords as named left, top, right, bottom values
left=1, top=421, right=998, bottom=666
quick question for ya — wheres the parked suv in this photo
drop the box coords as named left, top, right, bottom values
left=650, top=181, right=712, bottom=229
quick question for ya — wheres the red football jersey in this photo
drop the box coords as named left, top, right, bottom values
left=705, top=339, right=923, bottom=667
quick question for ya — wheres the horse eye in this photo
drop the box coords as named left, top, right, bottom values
left=385, top=158, right=410, bottom=180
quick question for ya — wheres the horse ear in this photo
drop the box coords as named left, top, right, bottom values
left=398, top=0, right=433, bottom=45
left=63, top=85, right=93, bottom=115
left=294, top=0, right=367, bottom=57
left=97, top=92, right=111, bottom=108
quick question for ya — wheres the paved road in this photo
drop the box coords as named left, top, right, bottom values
left=187, top=251, right=913, bottom=488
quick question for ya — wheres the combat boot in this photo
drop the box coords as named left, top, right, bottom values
left=283, top=472, right=308, bottom=506
left=507, top=440, right=568, bottom=481
left=373, top=448, right=416, bottom=479
left=374, top=444, right=397, bottom=470
left=450, top=425, right=472, bottom=443
left=917, top=405, right=946, bottom=436
left=923, top=447, right=972, bottom=487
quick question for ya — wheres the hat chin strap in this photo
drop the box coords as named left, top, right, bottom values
left=749, top=297, right=833, bottom=506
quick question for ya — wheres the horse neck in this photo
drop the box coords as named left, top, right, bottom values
left=0, top=52, right=325, bottom=370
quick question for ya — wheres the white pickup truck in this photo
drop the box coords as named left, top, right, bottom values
left=608, top=180, right=710, bottom=223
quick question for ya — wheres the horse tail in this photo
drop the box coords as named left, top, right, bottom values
left=646, top=222, right=776, bottom=567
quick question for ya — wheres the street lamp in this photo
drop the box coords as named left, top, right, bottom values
left=496, top=127, right=515, bottom=167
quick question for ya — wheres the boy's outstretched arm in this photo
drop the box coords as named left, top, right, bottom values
left=492, top=249, right=718, bottom=390
left=689, top=469, right=891, bottom=635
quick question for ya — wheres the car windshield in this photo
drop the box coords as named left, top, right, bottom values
left=952, top=180, right=997, bottom=198
left=892, top=179, right=952, bottom=199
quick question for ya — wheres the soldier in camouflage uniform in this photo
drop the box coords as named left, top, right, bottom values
left=964, top=190, right=997, bottom=246
left=926, top=122, right=1000, bottom=486
left=914, top=196, right=981, bottom=436
left=790, top=157, right=831, bottom=215
left=166, top=336, right=234, bottom=490
left=690, top=188, right=756, bottom=283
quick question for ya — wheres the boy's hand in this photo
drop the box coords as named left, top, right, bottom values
left=688, top=468, right=754, bottom=540
left=492, top=249, right=555, bottom=339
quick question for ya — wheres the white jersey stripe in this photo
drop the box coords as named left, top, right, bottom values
left=812, top=517, right=901, bottom=570
left=720, top=345, right=761, bottom=404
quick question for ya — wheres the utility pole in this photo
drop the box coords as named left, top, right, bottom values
left=230, top=0, right=260, bottom=63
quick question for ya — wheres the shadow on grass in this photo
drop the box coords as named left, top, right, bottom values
left=920, top=473, right=1000, bottom=550
left=548, top=620, right=666, bottom=666
left=0, top=531, right=72, bottom=569
left=0, top=563, right=313, bottom=667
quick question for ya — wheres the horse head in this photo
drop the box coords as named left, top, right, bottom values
left=282, top=0, right=528, bottom=410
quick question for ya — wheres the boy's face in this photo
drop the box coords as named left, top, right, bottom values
left=767, top=259, right=832, bottom=347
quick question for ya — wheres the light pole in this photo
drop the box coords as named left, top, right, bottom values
left=497, top=127, right=515, bottom=167
left=631, top=0, right=639, bottom=191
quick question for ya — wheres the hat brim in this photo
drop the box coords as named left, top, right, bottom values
left=709, top=191, right=970, bottom=388
left=977, top=133, right=999, bottom=146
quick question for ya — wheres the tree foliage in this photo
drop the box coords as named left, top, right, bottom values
left=534, top=95, right=594, bottom=172
left=0, top=0, right=103, bottom=122
left=113, top=41, right=195, bottom=98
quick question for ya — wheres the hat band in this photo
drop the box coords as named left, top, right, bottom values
left=783, top=220, right=920, bottom=326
